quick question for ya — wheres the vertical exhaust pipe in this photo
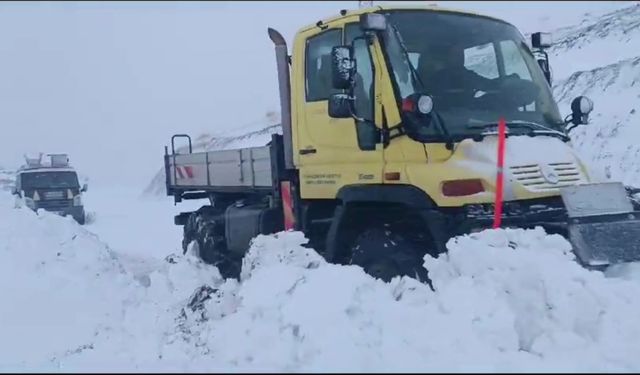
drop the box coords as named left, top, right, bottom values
left=268, top=28, right=294, bottom=170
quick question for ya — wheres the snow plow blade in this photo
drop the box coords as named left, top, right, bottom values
left=561, top=182, right=640, bottom=267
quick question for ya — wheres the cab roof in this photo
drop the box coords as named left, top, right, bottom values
left=297, top=4, right=513, bottom=35
left=18, top=167, right=77, bottom=174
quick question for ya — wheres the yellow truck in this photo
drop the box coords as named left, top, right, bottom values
left=164, top=5, right=640, bottom=282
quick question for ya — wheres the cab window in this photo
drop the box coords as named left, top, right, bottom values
left=305, top=29, right=342, bottom=102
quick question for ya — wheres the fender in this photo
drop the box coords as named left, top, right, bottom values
left=325, top=184, right=441, bottom=262
left=337, top=184, right=436, bottom=208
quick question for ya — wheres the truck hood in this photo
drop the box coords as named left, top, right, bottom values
left=452, top=134, right=591, bottom=199
left=457, top=135, right=581, bottom=167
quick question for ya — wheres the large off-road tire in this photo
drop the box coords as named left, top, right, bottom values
left=349, top=222, right=432, bottom=284
left=182, top=208, right=241, bottom=280
left=75, top=214, right=86, bottom=225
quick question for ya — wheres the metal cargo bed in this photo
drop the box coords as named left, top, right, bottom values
left=165, top=135, right=276, bottom=198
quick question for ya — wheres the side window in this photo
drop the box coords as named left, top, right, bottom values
left=345, top=24, right=375, bottom=122
left=464, top=42, right=499, bottom=79
left=305, top=29, right=342, bottom=102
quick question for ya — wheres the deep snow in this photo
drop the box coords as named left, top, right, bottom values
left=2, top=191, right=640, bottom=372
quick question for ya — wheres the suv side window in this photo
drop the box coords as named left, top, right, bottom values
left=305, top=29, right=342, bottom=102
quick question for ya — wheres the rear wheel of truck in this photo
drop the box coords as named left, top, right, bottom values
left=184, top=208, right=241, bottom=280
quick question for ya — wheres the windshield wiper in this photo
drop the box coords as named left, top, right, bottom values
left=386, top=21, right=424, bottom=90
left=468, top=120, right=570, bottom=141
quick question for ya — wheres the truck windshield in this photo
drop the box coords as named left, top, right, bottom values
left=380, top=10, right=564, bottom=140
left=21, top=171, right=79, bottom=189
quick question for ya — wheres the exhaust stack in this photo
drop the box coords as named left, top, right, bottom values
left=268, top=28, right=294, bottom=170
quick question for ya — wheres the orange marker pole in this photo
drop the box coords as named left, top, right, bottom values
left=493, top=117, right=507, bottom=229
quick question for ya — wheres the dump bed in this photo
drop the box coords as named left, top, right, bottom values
left=165, top=135, right=276, bottom=197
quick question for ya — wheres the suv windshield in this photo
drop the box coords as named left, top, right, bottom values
left=21, top=171, right=79, bottom=189
left=380, top=10, right=564, bottom=140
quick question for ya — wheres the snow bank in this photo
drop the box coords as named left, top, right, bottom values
left=0, top=192, right=222, bottom=371
left=165, top=229, right=640, bottom=372
left=3, top=191, right=640, bottom=372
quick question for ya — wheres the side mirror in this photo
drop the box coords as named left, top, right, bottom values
left=328, top=93, right=352, bottom=118
left=531, top=32, right=552, bottom=49
left=331, top=46, right=354, bottom=90
left=81, top=183, right=88, bottom=192
left=571, top=96, right=593, bottom=124
left=567, top=96, right=594, bottom=129
left=356, top=121, right=380, bottom=151
left=359, top=13, right=387, bottom=32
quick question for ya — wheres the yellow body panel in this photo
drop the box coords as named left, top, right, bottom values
left=290, top=6, right=592, bottom=207
left=293, top=14, right=384, bottom=199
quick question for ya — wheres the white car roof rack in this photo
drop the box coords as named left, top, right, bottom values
left=20, top=153, right=72, bottom=171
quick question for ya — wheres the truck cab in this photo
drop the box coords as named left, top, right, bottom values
left=13, top=154, right=88, bottom=225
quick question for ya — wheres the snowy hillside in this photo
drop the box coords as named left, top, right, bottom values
left=0, top=168, right=15, bottom=192
left=545, top=4, right=640, bottom=187
left=547, top=3, right=640, bottom=81
left=3, top=190, right=640, bottom=371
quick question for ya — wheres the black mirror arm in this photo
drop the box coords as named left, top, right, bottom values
left=566, top=122, right=580, bottom=133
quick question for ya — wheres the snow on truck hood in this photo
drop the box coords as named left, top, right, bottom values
left=458, top=135, right=580, bottom=167
left=3, top=191, right=640, bottom=371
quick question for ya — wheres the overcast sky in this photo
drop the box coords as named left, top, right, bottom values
left=0, top=1, right=633, bottom=187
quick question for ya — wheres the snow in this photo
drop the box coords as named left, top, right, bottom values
left=82, top=186, right=205, bottom=260
left=547, top=4, right=640, bottom=81
left=3, top=190, right=640, bottom=371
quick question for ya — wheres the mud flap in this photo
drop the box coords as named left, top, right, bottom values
left=562, top=182, right=640, bottom=267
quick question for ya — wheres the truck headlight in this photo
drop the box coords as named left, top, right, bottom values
left=73, top=195, right=82, bottom=206
left=24, top=197, right=36, bottom=209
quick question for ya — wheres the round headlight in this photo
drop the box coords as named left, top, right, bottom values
left=417, top=95, right=433, bottom=115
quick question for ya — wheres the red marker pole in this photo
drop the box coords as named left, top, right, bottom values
left=493, top=117, right=507, bottom=229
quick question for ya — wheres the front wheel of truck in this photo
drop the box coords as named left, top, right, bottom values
left=348, top=221, right=432, bottom=285
left=75, top=212, right=86, bottom=225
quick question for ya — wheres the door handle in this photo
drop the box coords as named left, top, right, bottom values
left=299, top=148, right=317, bottom=155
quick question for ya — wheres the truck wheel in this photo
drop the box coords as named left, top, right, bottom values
left=76, top=214, right=86, bottom=225
left=182, top=213, right=198, bottom=254
left=191, top=211, right=241, bottom=280
left=182, top=207, right=220, bottom=254
left=349, top=223, right=431, bottom=284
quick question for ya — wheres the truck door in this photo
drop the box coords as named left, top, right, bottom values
left=295, top=24, right=384, bottom=199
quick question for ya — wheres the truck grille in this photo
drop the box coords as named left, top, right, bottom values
left=510, top=162, right=584, bottom=192
left=43, top=191, right=65, bottom=200
left=38, top=199, right=72, bottom=210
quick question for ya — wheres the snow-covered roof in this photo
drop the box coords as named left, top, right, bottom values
left=17, top=167, right=77, bottom=174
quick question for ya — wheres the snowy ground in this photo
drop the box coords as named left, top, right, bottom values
left=82, top=186, right=205, bottom=260
left=2, top=189, right=640, bottom=372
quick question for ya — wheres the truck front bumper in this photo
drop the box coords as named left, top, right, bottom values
left=33, top=205, right=85, bottom=223
left=452, top=197, right=569, bottom=235
left=446, top=194, right=640, bottom=269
